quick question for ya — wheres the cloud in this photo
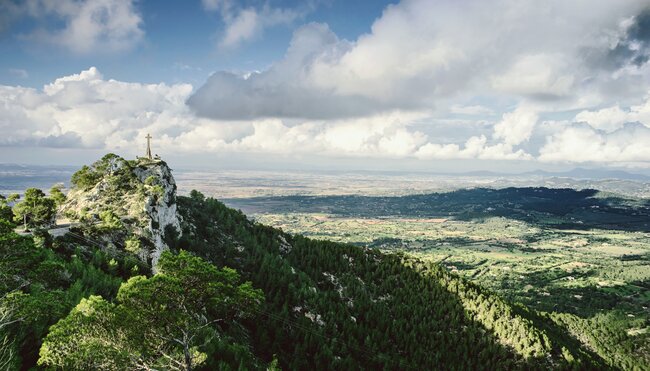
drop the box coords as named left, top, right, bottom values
left=490, top=54, right=575, bottom=100
left=169, top=111, right=431, bottom=158
left=0, top=67, right=533, bottom=162
left=0, top=67, right=418, bottom=157
left=415, top=135, right=531, bottom=161
left=574, top=95, right=650, bottom=132
left=191, top=0, right=650, bottom=167
left=190, top=1, right=650, bottom=122
left=539, top=123, right=650, bottom=164
left=221, top=6, right=303, bottom=49
left=188, top=24, right=388, bottom=120
left=2, top=0, right=650, bottom=170
left=0, top=67, right=194, bottom=149
left=39, top=132, right=84, bottom=148
left=203, top=0, right=314, bottom=49
left=574, top=106, right=633, bottom=132
left=602, top=8, right=650, bottom=69
left=11, top=0, right=143, bottom=54
left=6, top=66, right=649, bottom=166
left=493, top=106, right=539, bottom=146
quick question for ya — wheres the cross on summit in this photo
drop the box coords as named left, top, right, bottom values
left=143, top=133, right=161, bottom=161
left=145, top=133, right=153, bottom=160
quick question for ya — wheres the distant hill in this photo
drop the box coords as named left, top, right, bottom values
left=225, top=187, right=650, bottom=232
left=524, top=168, right=650, bottom=181
left=418, top=167, right=650, bottom=181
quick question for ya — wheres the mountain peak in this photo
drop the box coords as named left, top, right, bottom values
left=61, top=154, right=181, bottom=268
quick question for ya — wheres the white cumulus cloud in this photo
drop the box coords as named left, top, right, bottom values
left=0, top=68, right=535, bottom=162
left=203, top=0, right=314, bottom=49
left=574, top=95, right=650, bottom=132
left=0, top=67, right=194, bottom=148
left=493, top=106, right=539, bottom=146
left=539, top=123, right=650, bottom=164
left=13, top=0, right=144, bottom=54
left=416, top=136, right=531, bottom=161
left=190, top=0, right=650, bottom=121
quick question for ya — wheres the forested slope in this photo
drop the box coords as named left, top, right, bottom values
left=175, top=191, right=607, bottom=370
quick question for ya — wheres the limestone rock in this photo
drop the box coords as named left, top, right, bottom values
left=61, top=154, right=181, bottom=269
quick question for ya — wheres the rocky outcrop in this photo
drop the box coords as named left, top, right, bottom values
left=132, top=159, right=181, bottom=267
left=61, top=154, right=181, bottom=269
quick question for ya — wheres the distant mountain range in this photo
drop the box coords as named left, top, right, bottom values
left=433, top=168, right=650, bottom=181
left=2, top=163, right=649, bottom=180
left=1, top=163, right=649, bottom=199
left=523, top=168, right=650, bottom=181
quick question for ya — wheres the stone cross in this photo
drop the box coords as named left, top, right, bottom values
left=145, top=133, right=153, bottom=159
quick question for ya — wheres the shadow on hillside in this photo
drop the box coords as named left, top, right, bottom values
left=281, top=237, right=606, bottom=369
left=424, top=187, right=650, bottom=233
left=516, top=280, right=648, bottom=319
left=225, top=187, right=650, bottom=232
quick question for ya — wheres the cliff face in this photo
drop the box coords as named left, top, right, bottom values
left=132, top=159, right=181, bottom=266
left=61, top=154, right=181, bottom=268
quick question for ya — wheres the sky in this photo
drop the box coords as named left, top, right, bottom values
left=1, top=0, right=650, bottom=173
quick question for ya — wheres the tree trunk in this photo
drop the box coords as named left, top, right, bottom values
left=183, top=334, right=192, bottom=371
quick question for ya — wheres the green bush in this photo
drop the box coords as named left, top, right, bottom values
left=70, top=165, right=101, bottom=190
left=99, top=210, right=123, bottom=231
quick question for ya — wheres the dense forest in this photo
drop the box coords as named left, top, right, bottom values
left=0, top=156, right=646, bottom=369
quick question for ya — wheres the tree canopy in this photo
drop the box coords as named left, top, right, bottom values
left=12, top=188, right=56, bottom=229
left=38, top=250, right=263, bottom=370
left=48, top=185, right=66, bottom=207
